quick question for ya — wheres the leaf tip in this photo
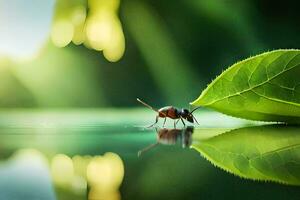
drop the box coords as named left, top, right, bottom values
left=190, top=96, right=201, bottom=106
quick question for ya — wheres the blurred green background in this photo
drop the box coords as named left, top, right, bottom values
left=0, top=1, right=300, bottom=199
left=0, top=0, right=299, bottom=108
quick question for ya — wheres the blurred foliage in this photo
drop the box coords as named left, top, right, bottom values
left=0, top=0, right=299, bottom=107
left=13, top=44, right=105, bottom=107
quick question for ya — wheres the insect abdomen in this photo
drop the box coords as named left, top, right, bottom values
left=158, top=106, right=178, bottom=119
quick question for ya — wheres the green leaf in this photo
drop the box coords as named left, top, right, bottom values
left=191, top=49, right=300, bottom=123
left=192, top=125, right=300, bottom=185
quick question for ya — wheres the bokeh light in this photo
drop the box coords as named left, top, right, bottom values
left=12, top=149, right=49, bottom=167
left=89, top=188, right=121, bottom=200
left=87, top=152, right=124, bottom=190
left=86, top=152, right=124, bottom=200
left=51, top=154, right=75, bottom=187
left=49, top=152, right=124, bottom=199
left=51, top=0, right=125, bottom=62
left=51, top=20, right=74, bottom=47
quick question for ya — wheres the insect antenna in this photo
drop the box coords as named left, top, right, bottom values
left=138, top=142, right=159, bottom=157
left=190, top=106, right=200, bottom=125
left=190, top=106, right=201, bottom=114
left=137, top=98, right=158, bottom=113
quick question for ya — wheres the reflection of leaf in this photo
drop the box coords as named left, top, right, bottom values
left=192, top=125, right=300, bottom=185
left=191, top=49, right=300, bottom=123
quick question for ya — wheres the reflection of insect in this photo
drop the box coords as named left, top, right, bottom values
left=137, top=98, right=200, bottom=127
left=138, top=126, right=194, bottom=157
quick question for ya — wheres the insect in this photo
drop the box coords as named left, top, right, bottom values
left=137, top=98, right=200, bottom=128
left=138, top=126, right=194, bottom=157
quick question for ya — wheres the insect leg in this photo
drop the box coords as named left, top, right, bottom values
left=180, top=117, right=186, bottom=126
left=174, top=119, right=180, bottom=128
left=147, top=116, right=159, bottom=128
left=163, top=118, right=167, bottom=127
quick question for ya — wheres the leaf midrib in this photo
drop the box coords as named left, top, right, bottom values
left=192, top=144, right=272, bottom=180
left=200, top=141, right=300, bottom=163
left=250, top=143, right=300, bottom=161
left=251, top=90, right=300, bottom=108
left=202, top=61, right=300, bottom=107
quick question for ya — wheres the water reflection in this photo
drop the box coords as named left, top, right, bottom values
left=87, top=153, right=124, bottom=200
left=138, top=126, right=194, bottom=156
left=2, top=121, right=300, bottom=200
left=51, top=154, right=75, bottom=188
left=0, top=149, right=55, bottom=200
left=192, top=124, right=300, bottom=186
left=0, top=149, right=124, bottom=200
left=51, top=152, right=124, bottom=200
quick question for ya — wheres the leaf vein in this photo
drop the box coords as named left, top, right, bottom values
left=205, top=62, right=300, bottom=106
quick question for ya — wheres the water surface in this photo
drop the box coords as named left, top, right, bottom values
left=0, top=110, right=299, bottom=200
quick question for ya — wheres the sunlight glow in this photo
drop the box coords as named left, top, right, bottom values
left=86, top=16, right=113, bottom=50
left=86, top=0, right=125, bottom=62
left=51, top=20, right=74, bottom=47
left=0, top=0, right=54, bottom=59
left=51, top=0, right=125, bottom=62
left=103, top=23, right=125, bottom=62
left=71, top=5, right=86, bottom=26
